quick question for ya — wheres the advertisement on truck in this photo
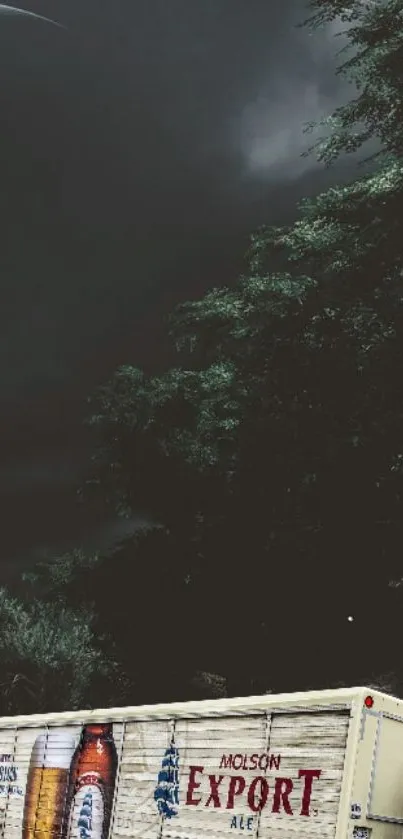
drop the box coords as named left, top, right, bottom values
left=0, top=688, right=402, bottom=839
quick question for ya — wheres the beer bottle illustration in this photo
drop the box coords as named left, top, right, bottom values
left=22, top=729, right=76, bottom=839
left=63, top=725, right=117, bottom=839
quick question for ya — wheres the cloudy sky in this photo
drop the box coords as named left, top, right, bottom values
left=0, top=0, right=356, bottom=578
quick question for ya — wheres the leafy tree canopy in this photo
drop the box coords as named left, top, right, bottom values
left=0, top=549, right=129, bottom=715
left=84, top=0, right=403, bottom=693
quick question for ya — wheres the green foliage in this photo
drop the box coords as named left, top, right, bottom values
left=83, top=0, right=403, bottom=693
left=22, top=548, right=101, bottom=599
left=0, top=546, right=133, bottom=715
left=302, top=0, right=403, bottom=163
left=191, top=671, right=228, bottom=699
left=0, top=587, right=119, bottom=715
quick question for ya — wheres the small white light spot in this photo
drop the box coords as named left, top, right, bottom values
left=347, top=615, right=354, bottom=622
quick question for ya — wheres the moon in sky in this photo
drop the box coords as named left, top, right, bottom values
left=0, top=4, right=65, bottom=27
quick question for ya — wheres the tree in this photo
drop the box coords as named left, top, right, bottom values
left=84, top=0, right=403, bottom=694
left=0, top=549, right=129, bottom=715
left=302, top=0, right=403, bottom=164
left=0, top=590, right=110, bottom=714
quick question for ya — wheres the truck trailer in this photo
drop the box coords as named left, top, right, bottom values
left=0, top=686, right=401, bottom=839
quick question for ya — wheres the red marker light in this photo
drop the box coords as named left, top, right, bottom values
left=364, top=695, right=374, bottom=708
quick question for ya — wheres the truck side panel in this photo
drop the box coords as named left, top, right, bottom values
left=0, top=726, right=49, bottom=839
left=258, top=712, right=351, bottom=839
left=368, top=713, right=403, bottom=821
left=0, top=700, right=354, bottom=839
left=160, top=709, right=351, bottom=839
left=110, top=719, right=173, bottom=839
left=0, top=724, right=125, bottom=839
left=162, top=713, right=268, bottom=839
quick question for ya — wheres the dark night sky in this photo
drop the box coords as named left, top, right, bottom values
left=0, top=0, right=355, bottom=579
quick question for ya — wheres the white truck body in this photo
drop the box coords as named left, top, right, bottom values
left=0, top=686, right=402, bottom=839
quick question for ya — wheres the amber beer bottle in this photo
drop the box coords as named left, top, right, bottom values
left=64, top=725, right=118, bottom=839
left=22, top=730, right=76, bottom=839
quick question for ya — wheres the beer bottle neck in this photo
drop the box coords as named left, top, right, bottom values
left=82, top=724, right=113, bottom=740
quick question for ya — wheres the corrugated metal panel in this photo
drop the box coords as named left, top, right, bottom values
left=0, top=723, right=125, bottom=839
left=0, top=687, right=361, bottom=729
left=0, top=728, right=19, bottom=839
left=0, top=727, right=52, bottom=839
left=110, top=720, right=173, bottom=839
left=0, top=703, right=353, bottom=839
left=258, top=712, right=350, bottom=839
left=162, top=714, right=268, bottom=839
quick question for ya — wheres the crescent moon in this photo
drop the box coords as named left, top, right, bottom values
left=0, top=4, right=66, bottom=27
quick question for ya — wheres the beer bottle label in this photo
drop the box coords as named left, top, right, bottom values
left=67, top=773, right=105, bottom=839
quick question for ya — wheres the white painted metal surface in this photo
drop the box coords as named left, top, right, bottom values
left=0, top=687, right=402, bottom=839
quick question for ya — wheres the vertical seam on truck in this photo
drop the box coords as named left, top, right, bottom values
left=367, top=714, right=382, bottom=819
left=59, top=723, right=76, bottom=839
left=35, top=727, right=51, bottom=839
left=58, top=724, right=69, bottom=839
left=343, top=704, right=361, bottom=836
left=255, top=711, right=272, bottom=839
left=157, top=718, right=177, bottom=839
left=22, top=725, right=51, bottom=839
left=359, top=708, right=367, bottom=742
left=108, top=720, right=127, bottom=839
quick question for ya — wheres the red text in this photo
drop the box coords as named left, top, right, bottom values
left=185, top=766, right=321, bottom=816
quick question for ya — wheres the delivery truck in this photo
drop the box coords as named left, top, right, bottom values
left=0, top=686, right=402, bottom=839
